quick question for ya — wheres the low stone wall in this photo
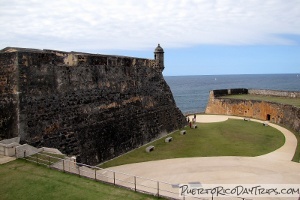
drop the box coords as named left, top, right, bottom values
left=249, top=89, right=300, bottom=98
left=0, top=137, right=20, bottom=156
left=42, top=147, right=63, bottom=155
left=15, top=144, right=43, bottom=158
left=0, top=137, right=20, bottom=144
left=0, top=142, right=19, bottom=156
left=210, top=88, right=300, bottom=98
left=205, top=89, right=300, bottom=133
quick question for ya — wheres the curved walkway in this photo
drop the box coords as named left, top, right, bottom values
left=108, top=115, right=300, bottom=199
left=194, top=115, right=298, bottom=161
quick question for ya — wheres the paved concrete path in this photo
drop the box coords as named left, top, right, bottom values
left=0, top=154, right=16, bottom=164
left=107, top=115, right=300, bottom=200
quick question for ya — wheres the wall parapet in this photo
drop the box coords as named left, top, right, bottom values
left=0, top=47, right=164, bottom=73
left=210, top=88, right=300, bottom=99
left=211, top=88, right=248, bottom=97
left=248, top=89, right=300, bottom=98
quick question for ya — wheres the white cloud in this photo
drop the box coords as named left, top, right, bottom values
left=0, top=0, right=300, bottom=51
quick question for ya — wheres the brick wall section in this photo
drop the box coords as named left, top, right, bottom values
left=0, top=49, right=186, bottom=165
left=205, top=88, right=300, bottom=133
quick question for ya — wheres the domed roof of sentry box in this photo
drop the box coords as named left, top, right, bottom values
left=154, top=44, right=164, bottom=53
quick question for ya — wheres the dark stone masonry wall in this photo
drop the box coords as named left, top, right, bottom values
left=0, top=47, right=186, bottom=165
left=0, top=53, right=19, bottom=140
left=206, top=88, right=300, bottom=133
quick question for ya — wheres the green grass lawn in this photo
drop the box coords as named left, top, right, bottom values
left=222, top=94, right=300, bottom=107
left=100, top=119, right=285, bottom=168
left=0, top=159, right=163, bottom=200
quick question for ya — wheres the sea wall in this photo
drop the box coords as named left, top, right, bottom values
left=205, top=88, right=300, bottom=133
left=0, top=47, right=186, bottom=165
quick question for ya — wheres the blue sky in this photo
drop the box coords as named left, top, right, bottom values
left=0, top=0, right=299, bottom=76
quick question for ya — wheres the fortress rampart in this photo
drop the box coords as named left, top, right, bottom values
left=0, top=45, right=186, bottom=165
left=248, top=89, right=300, bottom=98
left=205, top=88, right=300, bottom=133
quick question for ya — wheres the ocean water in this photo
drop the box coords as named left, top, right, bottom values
left=164, top=74, right=300, bottom=114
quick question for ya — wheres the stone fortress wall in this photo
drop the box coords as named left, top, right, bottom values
left=0, top=45, right=186, bottom=165
left=205, top=88, right=300, bottom=133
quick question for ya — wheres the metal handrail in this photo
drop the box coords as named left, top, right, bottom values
left=22, top=152, right=252, bottom=200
